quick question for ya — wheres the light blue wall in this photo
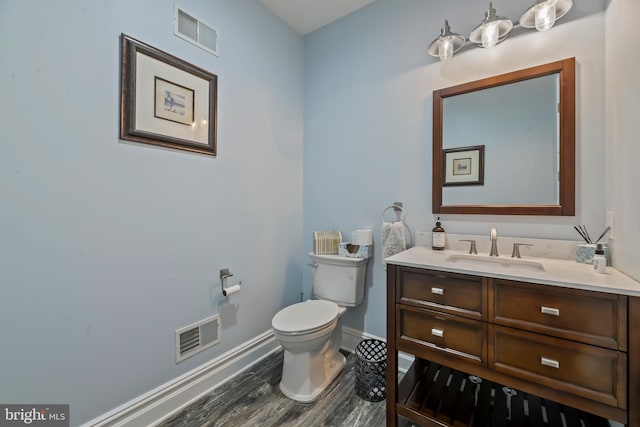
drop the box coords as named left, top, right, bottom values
left=303, top=0, right=607, bottom=338
left=0, top=0, right=303, bottom=424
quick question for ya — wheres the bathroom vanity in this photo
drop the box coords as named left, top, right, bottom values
left=385, top=246, right=640, bottom=427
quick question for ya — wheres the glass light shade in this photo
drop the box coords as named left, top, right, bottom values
left=519, top=0, right=572, bottom=31
left=469, top=3, right=513, bottom=48
left=534, top=0, right=557, bottom=31
left=438, top=38, right=454, bottom=61
left=481, top=21, right=500, bottom=48
left=428, top=20, right=465, bottom=61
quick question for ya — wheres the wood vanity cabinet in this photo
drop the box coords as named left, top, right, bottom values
left=386, top=264, right=640, bottom=427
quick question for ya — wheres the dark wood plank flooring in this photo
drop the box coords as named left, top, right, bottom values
left=156, top=349, right=620, bottom=427
left=158, top=350, right=394, bottom=427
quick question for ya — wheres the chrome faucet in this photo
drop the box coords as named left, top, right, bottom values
left=490, top=227, right=499, bottom=257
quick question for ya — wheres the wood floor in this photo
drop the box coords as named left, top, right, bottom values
left=155, top=348, right=619, bottom=427
left=158, top=349, right=397, bottom=427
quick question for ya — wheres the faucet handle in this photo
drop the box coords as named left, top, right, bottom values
left=459, top=239, right=478, bottom=254
left=512, top=243, right=533, bottom=258
left=489, top=228, right=499, bottom=257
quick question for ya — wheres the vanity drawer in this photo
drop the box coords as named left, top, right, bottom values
left=397, top=305, right=486, bottom=365
left=397, top=267, right=485, bottom=320
left=490, top=325, right=626, bottom=408
left=490, top=279, right=627, bottom=350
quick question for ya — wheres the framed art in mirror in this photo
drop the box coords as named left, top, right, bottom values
left=443, top=145, right=484, bottom=186
left=120, top=34, right=218, bottom=156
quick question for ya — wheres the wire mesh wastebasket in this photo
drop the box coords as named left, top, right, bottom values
left=355, top=339, right=387, bottom=402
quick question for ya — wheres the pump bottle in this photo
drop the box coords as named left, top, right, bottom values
left=432, top=218, right=446, bottom=250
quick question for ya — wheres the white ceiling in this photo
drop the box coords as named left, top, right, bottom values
left=261, top=0, right=376, bottom=35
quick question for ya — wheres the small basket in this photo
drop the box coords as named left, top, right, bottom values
left=313, top=230, right=342, bottom=255
left=355, top=339, right=387, bottom=402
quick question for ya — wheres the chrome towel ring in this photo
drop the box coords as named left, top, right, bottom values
left=381, top=203, right=406, bottom=224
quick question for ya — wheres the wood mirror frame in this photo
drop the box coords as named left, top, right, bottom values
left=432, top=57, right=575, bottom=216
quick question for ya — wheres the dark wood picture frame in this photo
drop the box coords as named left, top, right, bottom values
left=443, top=145, right=485, bottom=186
left=120, top=34, right=218, bottom=156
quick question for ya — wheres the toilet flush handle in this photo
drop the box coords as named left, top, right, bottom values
left=308, top=262, right=318, bottom=269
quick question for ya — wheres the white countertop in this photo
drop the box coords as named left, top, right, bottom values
left=385, top=246, right=640, bottom=296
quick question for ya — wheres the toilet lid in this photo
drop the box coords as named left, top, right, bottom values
left=272, top=300, right=339, bottom=334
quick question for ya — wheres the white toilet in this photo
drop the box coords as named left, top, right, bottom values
left=271, top=252, right=368, bottom=402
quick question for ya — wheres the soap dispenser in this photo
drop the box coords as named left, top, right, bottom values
left=432, top=217, right=446, bottom=251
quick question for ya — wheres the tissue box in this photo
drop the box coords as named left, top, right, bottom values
left=576, top=244, right=611, bottom=266
left=338, top=242, right=373, bottom=259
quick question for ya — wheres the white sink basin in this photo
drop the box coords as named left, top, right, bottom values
left=446, top=253, right=545, bottom=272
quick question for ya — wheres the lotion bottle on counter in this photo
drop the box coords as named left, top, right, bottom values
left=432, top=217, right=446, bottom=251
left=593, top=243, right=607, bottom=273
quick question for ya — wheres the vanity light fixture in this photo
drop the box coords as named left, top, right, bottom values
left=428, top=1, right=573, bottom=62
left=519, top=0, right=573, bottom=32
left=469, top=3, right=513, bottom=48
left=427, top=20, right=466, bottom=62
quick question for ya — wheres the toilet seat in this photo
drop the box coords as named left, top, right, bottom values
left=272, top=300, right=338, bottom=336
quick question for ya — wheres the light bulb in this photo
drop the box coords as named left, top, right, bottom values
left=534, top=0, right=557, bottom=31
left=438, top=38, right=454, bottom=61
left=481, top=21, right=500, bottom=48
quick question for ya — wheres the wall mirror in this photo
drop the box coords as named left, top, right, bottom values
left=432, top=58, right=575, bottom=216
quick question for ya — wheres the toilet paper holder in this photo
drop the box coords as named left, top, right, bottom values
left=220, top=268, right=242, bottom=296
left=220, top=268, right=233, bottom=281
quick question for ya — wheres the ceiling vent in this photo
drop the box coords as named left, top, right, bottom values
left=174, top=4, right=219, bottom=56
left=176, top=314, right=221, bottom=363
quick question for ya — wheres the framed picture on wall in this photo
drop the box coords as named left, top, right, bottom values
left=120, top=34, right=218, bottom=156
left=443, top=145, right=485, bottom=186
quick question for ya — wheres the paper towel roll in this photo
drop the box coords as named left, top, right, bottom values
left=352, top=229, right=373, bottom=246
left=223, top=284, right=241, bottom=296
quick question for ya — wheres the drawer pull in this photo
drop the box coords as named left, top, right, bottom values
left=431, top=328, right=444, bottom=338
left=540, top=357, right=560, bottom=369
left=540, top=306, right=560, bottom=316
left=431, top=287, right=444, bottom=295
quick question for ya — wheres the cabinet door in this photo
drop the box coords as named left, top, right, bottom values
left=398, top=305, right=487, bottom=366
left=490, top=325, right=626, bottom=409
left=397, top=267, right=486, bottom=320
left=490, top=279, right=627, bottom=350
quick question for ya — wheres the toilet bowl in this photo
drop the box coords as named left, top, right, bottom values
left=272, top=253, right=368, bottom=402
left=272, top=300, right=346, bottom=402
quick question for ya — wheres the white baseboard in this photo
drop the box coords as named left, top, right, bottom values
left=83, top=326, right=410, bottom=427
left=81, top=330, right=280, bottom=427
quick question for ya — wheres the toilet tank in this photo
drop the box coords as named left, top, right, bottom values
left=309, top=253, right=368, bottom=307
